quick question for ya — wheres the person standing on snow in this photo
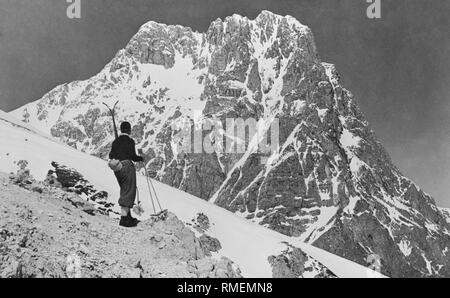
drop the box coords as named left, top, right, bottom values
left=108, top=121, right=144, bottom=227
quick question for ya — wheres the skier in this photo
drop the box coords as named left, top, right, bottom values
left=108, top=121, right=144, bottom=227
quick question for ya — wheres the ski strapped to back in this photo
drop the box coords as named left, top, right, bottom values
left=103, top=101, right=119, bottom=139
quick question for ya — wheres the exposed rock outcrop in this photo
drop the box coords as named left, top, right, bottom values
left=0, top=172, right=242, bottom=278
left=268, top=243, right=336, bottom=278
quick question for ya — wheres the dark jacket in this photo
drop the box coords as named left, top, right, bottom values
left=109, top=134, right=144, bottom=162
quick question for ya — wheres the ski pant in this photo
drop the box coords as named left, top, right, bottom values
left=114, top=160, right=137, bottom=208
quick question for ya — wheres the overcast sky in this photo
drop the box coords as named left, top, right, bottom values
left=0, top=0, right=449, bottom=207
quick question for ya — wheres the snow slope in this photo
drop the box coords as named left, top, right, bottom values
left=0, top=111, right=384, bottom=278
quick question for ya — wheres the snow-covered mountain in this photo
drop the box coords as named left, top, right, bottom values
left=0, top=110, right=386, bottom=278
left=10, top=11, right=450, bottom=277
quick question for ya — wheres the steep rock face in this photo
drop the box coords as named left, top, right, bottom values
left=11, top=11, right=450, bottom=277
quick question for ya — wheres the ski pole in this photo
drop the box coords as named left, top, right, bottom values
left=145, top=167, right=163, bottom=212
left=145, top=172, right=157, bottom=214
left=140, top=160, right=157, bottom=214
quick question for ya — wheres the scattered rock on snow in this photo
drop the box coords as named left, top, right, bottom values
left=191, top=213, right=210, bottom=233
left=268, top=243, right=336, bottom=278
left=199, top=234, right=222, bottom=255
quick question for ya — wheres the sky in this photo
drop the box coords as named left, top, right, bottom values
left=0, top=0, right=449, bottom=207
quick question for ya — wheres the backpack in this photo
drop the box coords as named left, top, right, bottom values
left=108, top=159, right=123, bottom=172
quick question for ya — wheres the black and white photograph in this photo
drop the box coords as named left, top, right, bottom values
left=0, top=0, right=449, bottom=284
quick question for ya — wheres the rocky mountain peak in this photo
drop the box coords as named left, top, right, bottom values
left=121, top=10, right=318, bottom=76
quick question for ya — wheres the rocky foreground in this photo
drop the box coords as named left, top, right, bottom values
left=0, top=166, right=337, bottom=278
left=0, top=172, right=242, bottom=278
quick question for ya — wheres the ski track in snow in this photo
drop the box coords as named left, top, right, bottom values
left=0, top=111, right=386, bottom=278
